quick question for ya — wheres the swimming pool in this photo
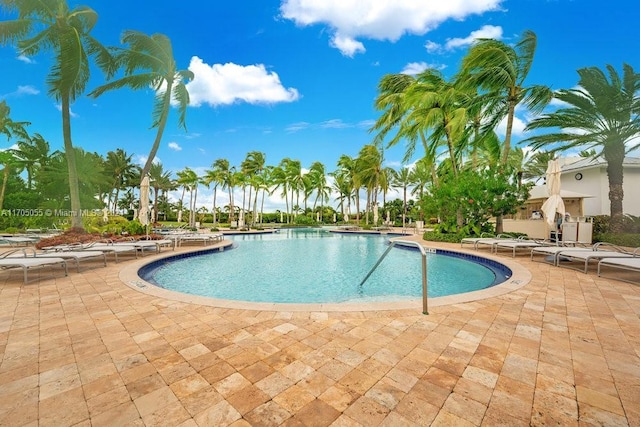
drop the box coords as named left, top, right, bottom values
left=140, top=229, right=511, bottom=304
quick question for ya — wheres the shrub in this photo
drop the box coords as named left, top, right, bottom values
left=594, top=233, right=640, bottom=248
left=422, top=231, right=464, bottom=243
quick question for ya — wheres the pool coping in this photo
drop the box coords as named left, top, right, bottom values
left=119, top=239, right=532, bottom=312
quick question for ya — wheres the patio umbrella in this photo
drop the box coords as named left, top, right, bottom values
left=541, top=159, right=565, bottom=228
left=102, top=207, right=108, bottom=223
left=177, top=209, right=182, bottom=223
left=138, top=176, right=150, bottom=226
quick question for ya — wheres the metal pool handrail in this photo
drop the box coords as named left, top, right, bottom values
left=358, top=239, right=429, bottom=315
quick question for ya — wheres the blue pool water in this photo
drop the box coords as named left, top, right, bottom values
left=141, top=228, right=510, bottom=304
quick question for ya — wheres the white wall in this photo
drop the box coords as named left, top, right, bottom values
left=560, top=165, right=640, bottom=216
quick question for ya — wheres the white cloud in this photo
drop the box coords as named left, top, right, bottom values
left=55, top=104, right=78, bottom=118
left=330, top=35, right=365, bottom=57
left=186, top=56, right=300, bottom=107
left=285, top=122, right=311, bottom=133
left=280, top=0, right=503, bottom=56
left=137, top=155, right=161, bottom=167
left=17, top=54, right=35, bottom=64
left=444, top=25, right=503, bottom=50
left=320, top=119, right=350, bottom=129
left=496, top=114, right=526, bottom=138
left=168, top=142, right=182, bottom=151
left=400, top=62, right=446, bottom=75
left=16, top=85, right=39, bottom=96
left=425, top=25, right=503, bottom=53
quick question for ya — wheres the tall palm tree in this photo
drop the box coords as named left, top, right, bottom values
left=14, top=132, right=51, bottom=190
left=272, top=163, right=289, bottom=222
left=0, top=0, right=114, bottom=228
left=460, top=29, right=552, bottom=165
left=356, top=145, right=384, bottom=225
left=241, top=151, right=266, bottom=225
left=211, top=159, right=235, bottom=223
left=148, top=162, right=173, bottom=223
left=104, top=148, right=137, bottom=213
left=392, top=166, right=414, bottom=228
left=308, top=161, right=329, bottom=221
left=203, top=163, right=222, bottom=225
left=176, top=167, right=199, bottom=227
left=336, top=154, right=359, bottom=222
left=524, top=64, right=640, bottom=233
left=90, top=30, right=193, bottom=180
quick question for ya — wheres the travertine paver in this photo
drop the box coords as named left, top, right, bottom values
left=0, top=239, right=639, bottom=426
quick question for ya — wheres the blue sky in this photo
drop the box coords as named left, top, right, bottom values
left=0, top=0, right=638, bottom=211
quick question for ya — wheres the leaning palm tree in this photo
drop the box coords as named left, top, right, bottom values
left=90, top=30, right=193, bottom=180
left=15, top=132, right=51, bottom=190
left=523, top=64, right=640, bottom=233
left=104, top=148, right=137, bottom=213
left=0, top=1, right=114, bottom=228
left=459, top=29, right=552, bottom=165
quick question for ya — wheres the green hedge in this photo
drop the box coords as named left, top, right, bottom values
left=594, top=233, right=640, bottom=248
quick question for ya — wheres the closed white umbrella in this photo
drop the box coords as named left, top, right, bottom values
left=138, top=176, right=150, bottom=226
left=541, top=160, right=565, bottom=228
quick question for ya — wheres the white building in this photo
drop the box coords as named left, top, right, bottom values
left=559, top=156, right=640, bottom=217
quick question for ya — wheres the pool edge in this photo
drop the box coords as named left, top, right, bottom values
left=118, top=240, right=532, bottom=312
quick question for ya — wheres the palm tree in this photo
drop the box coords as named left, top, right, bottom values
left=356, top=145, right=384, bottom=225
left=336, top=154, right=359, bottom=222
left=272, top=164, right=289, bottom=222
left=392, top=167, right=414, bottom=228
left=241, top=151, right=266, bottom=225
left=104, top=148, right=137, bottom=213
left=0, top=1, right=114, bottom=228
left=211, top=159, right=235, bottom=223
left=0, top=150, right=23, bottom=210
left=89, top=30, right=193, bottom=180
left=308, top=161, right=330, bottom=221
left=524, top=64, right=640, bottom=233
left=203, top=163, right=222, bottom=225
left=14, top=132, right=51, bottom=190
left=176, top=167, right=199, bottom=227
left=460, top=30, right=552, bottom=165
left=148, top=162, right=173, bottom=223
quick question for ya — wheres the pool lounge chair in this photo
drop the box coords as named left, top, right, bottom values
left=493, top=238, right=555, bottom=258
left=460, top=234, right=517, bottom=250
left=530, top=242, right=593, bottom=264
left=176, top=233, right=224, bottom=246
left=554, top=243, right=637, bottom=273
left=0, top=249, right=68, bottom=283
left=597, top=257, right=640, bottom=284
left=36, top=248, right=108, bottom=271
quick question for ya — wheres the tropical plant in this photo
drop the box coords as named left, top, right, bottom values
left=0, top=0, right=114, bottom=228
left=523, top=64, right=640, bottom=233
left=391, top=166, right=414, bottom=228
left=103, top=148, right=137, bottom=213
left=14, top=132, right=52, bottom=190
left=459, top=29, right=552, bottom=164
left=148, top=162, right=173, bottom=223
left=89, top=30, right=193, bottom=180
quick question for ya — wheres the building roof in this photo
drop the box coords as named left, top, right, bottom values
left=528, top=185, right=593, bottom=200
left=561, top=156, right=640, bottom=172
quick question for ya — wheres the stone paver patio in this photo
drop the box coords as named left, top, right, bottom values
left=0, top=238, right=638, bottom=426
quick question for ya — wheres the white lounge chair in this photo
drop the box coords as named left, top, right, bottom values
left=493, top=238, right=555, bottom=258
left=597, top=257, right=640, bottom=284
left=0, top=249, right=68, bottom=283
left=554, top=243, right=637, bottom=273
left=530, top=242, right=593, bottom=264
left=36, top=248, right=108, bottom=271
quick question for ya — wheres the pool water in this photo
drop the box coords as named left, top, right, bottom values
left=144, top=229, right=505, bottom=304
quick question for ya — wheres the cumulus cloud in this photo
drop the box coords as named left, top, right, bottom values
left=1, top=85, right=39, bottom=98
left=444, top=25, right=503, bottom=50
left=168, top=142, right=182, bottom=151
left=400, top=62, right=446, bottom=75
left=425, top=25, right=503, bottom=53
left=280, top=0, right=503, bottom=56
left=186, top=56, right=300, bottom=107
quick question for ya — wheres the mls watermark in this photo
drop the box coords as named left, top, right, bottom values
left=1, top=209, right=104, bottom=217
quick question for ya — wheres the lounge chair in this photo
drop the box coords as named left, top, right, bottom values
left=0, top=249, right=68, bottom=283
left=36, top=248, right=108, bottom=271
left=493, top=238, right=555, bottom=258
left=460, top=233, right=497, bottom=249
left=597, top=256, right=640, bottom=284
left=176, top=233, right=223, bottom=246
left=473, top=235, right=522, bottom=252
left=0, top=236, right=38, bottom=246
left=554, top=243, right=637, bottom=273
left=530, top=242, right=593, bottom=264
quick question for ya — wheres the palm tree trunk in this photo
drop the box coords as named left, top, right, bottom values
left=605, top=146, right=625, bottom=233
left=61, top=93, right=83, bottom=229
left=212, top=186, right=217, bottom=225
left=141, top=79, right=173, bottom=179
left=0, top=167, right=9, bottom=210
